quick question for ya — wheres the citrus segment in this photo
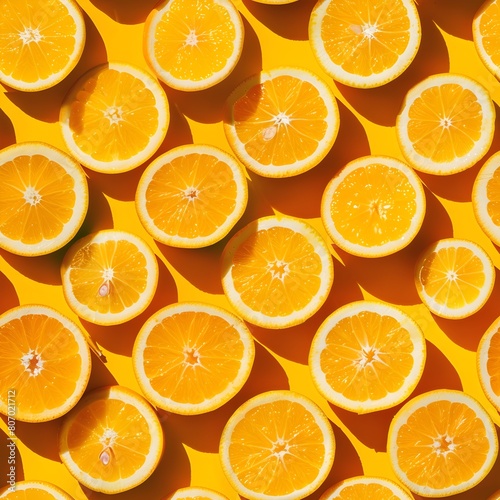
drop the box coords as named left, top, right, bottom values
left=477, top=316, right=500, bottom=412
left=219, top=390, right=335, bottom=500
left=321, top=155, right=425, bottom=257
left=473, top=0, right=500, bottom=79
left=135, top=144, right=248, bottom=248
left=0, top=304, right=91, bottom=423
left=164, top=487, right=230, bottom=500
left=224, top=67, right=339, bottom=177
left=319, top=476, right=413, bottom=500
left=0, top=480, right=75, bottom=499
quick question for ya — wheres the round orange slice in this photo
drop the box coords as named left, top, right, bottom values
left=0, top=304, right=91, bottom=423
left=321, top=155, right=426, bottom=257
left=477, top=315, right=500, bottom=412
left=61, top=229, right=159, bottom=325
left=319, top=476, right=413, bottom=500
left=0, top=480, right=75, bottom=499
left=164, top=487, right=230, bottom=500
left=0, top=142, right=88, bottom=256
left=135, top=144, right=248, bottom=248
left=473, top=0, right=500, bottom=80
left=224, top=67, right=339, bottom=178
left=59, top=385, right=164, bottom=494
left=219, top=390, right=335, bottom=500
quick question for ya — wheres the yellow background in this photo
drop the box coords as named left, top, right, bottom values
left=1, top=0, right=500, bottom=498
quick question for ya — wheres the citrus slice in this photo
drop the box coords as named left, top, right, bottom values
left=472, top=150, right=500, bottom=246
left=144, top=0, right=244, bottom=91
left=221, top=215, right=334, bottom=329
left=59, top=385, right=164, bottom=494
left=252, top=0, right=298, bottom=3
left=488, top=489, right=500, bottom=500
left=396, top=73, right=495, bottom=175
left=414, top=238, right=495, bottom=319
left=60, top=62, right=169, bottom=173
left=0, top=480, right=75, bottom=499
left=477, top=315, right=500, bottom=412
left=320, top=155, right=426, bottom=257
left=135, top=144, right=248, bottom=248
left=388, top=389, right=498, bottom=497
left=219, top=390, right=335, bottom=500
left=61, top=229, right=159, bottom=325
left=164, top=487, right=230, bottom=500
left=309, top=0, right=421, bottom=88
left=133, top=302, right=255, bottom=415
left=0, top=142, right=88, bottom=256
left=309, top=301, right=426, bottom=414
left=473, top=0, right=500, bottom=80
left=0, top=0, right=85, bottom=92
left=0, top=304, right=91, bottom=423
left=319, top=476, right=413, bottom=500
left=224, top=67, right=339, bottom=178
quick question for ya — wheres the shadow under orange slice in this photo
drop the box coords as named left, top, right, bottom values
left=0, top=272, right=19, bottom=315
left=0, top=109, right=15, bottom=150
left=89, top=0, right=162, bottom=25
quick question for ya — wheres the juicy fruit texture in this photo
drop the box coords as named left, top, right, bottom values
left=221, top=216, right=334, bottom=328
left=309, top=301, right=426, bottom=414
left=61, top=230, right=159, bottom=325
left=319, top=476, right=413, bottom=500
left=0, top=304, right=91, bottom=423
left=132, top=302, right=255, bottom=415
left=219, top=390, right=335, bottom=500
left=0, top=480, right=75, bottom=499
left=477, top=316, right=500, bottom=412
left=415, top=238, right=495, bottom=319
left=224, top=67, right=339, bottom=178
left=60, top=62, right=169, bottom=173
left=396, top=73, right=495, bottom=174
left=59, top=385, right=164, bottom=494
left=321, top=155, right=425, bottom=257
left=0, top=0, right=85, bottom=91
left=0, top=142, right=88, bottom=256
left=135, top=144, right=248, bottom=248
left=473, top=0, right=500, bottom=79
left=164, top=487, right=230, bottom=500
left=388, top=389, right=498, bottom=497
left=309, top=0, right=421, bottom=88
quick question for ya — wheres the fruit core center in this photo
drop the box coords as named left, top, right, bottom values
left=185, top=29, right=198, bottom=46
left=268, top=260, right=288, bottom=279
left=368, top=199, right=390, bottom=220
left=350, top=23, right=378, bottom=39
left=19, top=27, right=43, bottom=44
left=21, top=349, right=44, bottom=376
left=357, top=346, right=380, bottom=368
left=99, top=428, right=118, bottom=465
left=98, top=269, right=114, bottom=297
left=184, top=187, right=199, bottom=200
left=184, top=346, right=201, bottom=366
left=104, top=106, right=123, bottom=124
left=24, top=187, right=42, bottom=206
left=446, top=270, right=458, bottom=281
left=433, top=434, right=455, bottom=456
left=272, top=438, right=290, bottom=458
left=440, top=117, right=453, bottom=129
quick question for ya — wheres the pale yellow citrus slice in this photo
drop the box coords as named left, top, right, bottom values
left=388, top=389, right=498, bottom=497
left=309, top=301, right=426, bottom=414
left=61, top=229, right=159, bottom=325
left=473, top=0, right=500, bottom=79
left=164, top=486, right=230, bottom=500
left=60, top=62, right=169, bottom=173
left=477, top=315, right=500, bottom=412
left=59, top=385, right=164, bottom=494
left=219, top=390, right=335, bottom=500
left=135, top=144, right=248, bottom=248
left=319, top=476, right=413, bottom=500
left=224, top=67, right=339, bottom=178
left=321, top=155, right=426, bottom=257
left=0, top=304, right=91, bottom=423
left=0, top=480, right=75, bottom=499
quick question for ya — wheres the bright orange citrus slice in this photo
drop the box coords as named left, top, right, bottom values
left=319, top=476, right=413, bottom=500
left=477, top=315, right=500, bottom=412
left=164, top=487, right=230, bottom=500
left=0, top=480, right=75, bottom=499
left=473, top=0, right=500, bottom=80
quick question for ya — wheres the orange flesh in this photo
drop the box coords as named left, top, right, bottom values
left=487, top=329, right=500, bottom=396
left=336, top=483, right=402, bottom=499
left=3, top=489, right=65, bottom=500
left=486, top=166, right=500, bottom=225
left=478, top=1, right=500, bottom=66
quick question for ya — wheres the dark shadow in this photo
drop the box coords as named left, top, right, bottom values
left=0, top=109, right=15, bottom=150
left=86, top=350, right=118, bottom=392
left=76, top=180, right=114, bottom=237
left=0, top=272, right=19, bottom=315
left=88, top=0, right=161, bottom=24
left=10, top=418, right=61, bottom=462
left=0, top=427, right=24, bottom=484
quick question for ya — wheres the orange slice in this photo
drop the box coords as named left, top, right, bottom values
left=133, top=302, right=255, bottom=415
left=135, top=144, right=248, bottom=248
left=0, top=304, right=91, bottom=423
left=319, top=476, right=413, bottom=500
left=252, top=0, right=298, bottom=3
left=396, top=73, right=495, bottom=175
left=59, top=385, right=164, bottom=494
left=0, top=0, right=85, bottom=92
left=219, top=390, right=335, bottom=500
left=224, top=67, right=339, bottom=178
left=144, top=0, right=244, bottom=91
left=0, top=142, right=88, bottom=256
left=473, top=0, right=500, bottom=80
left=472, top=150, right=500, bottom=246
left=309, top=301, right=426, bottom=414
left=0, top=480, right=75, bottom=499
left=309, top=0, right=421, bottom=88
left=61, top=229, right=159, bottom=325
left=477, top=315, right=500, bottom=412
left=414, top=238, right=495, bottom=319
left=221, top=215, right=334, bottom=329
left=164, top=487, right=230, bottom=500
left=60, top=62, right=169, bottom=173
left=388, top=389, right=498, bottom=497
left=488, top=489, right=500, bottom=500
left=321, top=155, right=426, bottom=257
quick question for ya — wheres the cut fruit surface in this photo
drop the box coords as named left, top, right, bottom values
left=144, top=0, right=244, bottom=91
left=388, top=389, right=498, bottom=497
left=60, top=62, right=169, bottom=173
left=59, top=385, right=164, bottom=494
left=219, top=390, right=335, bottom=500
left=309, top=301, right=426, bottom=414
left=477, top=315, right=500, bottom=412
left=221, top=216, right=334, bottom=328
left=309, top=0, right=421, bottom=88
left=61, top=229, right=159, bottom=325
left=319, top=476, right=413, bottom=500
left=0, top=142, right=88, bottom=256
left=0, top=304, right=91, bottom=423
left=415, top=238, right=495, bottom=319
left=133, top=302, right=255, bottom=415
left=164, top=487, right=230, bottom=500
left=473, top=0, right=500, bottom=79
left=0, top=480, right=75, bottom=499
left=0, top=0, right=85, bottom=91
left=135, top=144, right=248, bottom=248
left=321, top=155, right=425, bottom=257
left=396, top=73, right=495, bottom=174
left=224, top=67, right=339, bottom=178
